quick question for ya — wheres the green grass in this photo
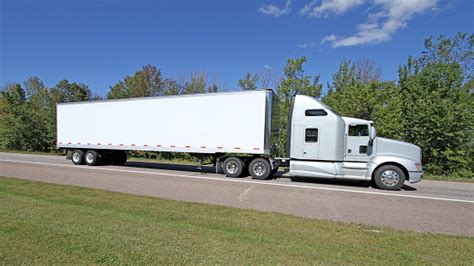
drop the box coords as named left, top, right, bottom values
left=424, top=174, right=474, bottom=183
left=0, top=177, right=472, bottom=264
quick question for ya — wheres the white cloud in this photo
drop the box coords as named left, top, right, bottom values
left=259, top=0, right=292, bottom=17
left=320, top=34, right=337, bottom=44
left=264, top=65, right=273, bottom=70
left=300, top=0, right=365, bottom=17
left=298, top=41, right=315, bottom=48
left=319, top=0, right=438, bottom=47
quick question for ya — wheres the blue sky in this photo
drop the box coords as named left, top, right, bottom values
left=1, top=0, right=472, bottom=96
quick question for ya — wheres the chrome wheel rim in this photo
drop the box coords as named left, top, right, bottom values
left=380, top=170, right=400, bottom=187
left=85, top=153, right=95, bottom=164
left=225, top=161, right=239, bottom=174
left=72, top=152, right=81, bottom=163
left=252, top=162, right=267, bottom=176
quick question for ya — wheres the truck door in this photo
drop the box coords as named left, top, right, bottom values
left=303, top=127, right=319, bottom=159
left=345, top=124, right=370, bottom=160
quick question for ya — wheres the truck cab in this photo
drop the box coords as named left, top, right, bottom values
left=287, top=95, right=423, bottom=190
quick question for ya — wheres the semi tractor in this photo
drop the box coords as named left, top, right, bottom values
left=57, top=90, right=423, bottom=190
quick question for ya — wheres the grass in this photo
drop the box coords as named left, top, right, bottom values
left=424, top=174, right=474, bottom=183
left=0, top=177, right=473, bottom=264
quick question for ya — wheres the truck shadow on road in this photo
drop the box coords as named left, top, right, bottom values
left=125, top=161, right=216, bottom=173
left=124, top=161, right=417, bottom=191
left=288, top=176, right=417, bottom=191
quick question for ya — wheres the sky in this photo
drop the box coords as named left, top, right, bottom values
left=1, top=0, right=473, bottom=96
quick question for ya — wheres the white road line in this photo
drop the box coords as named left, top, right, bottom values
left=1, top=158, right=474, bottom=204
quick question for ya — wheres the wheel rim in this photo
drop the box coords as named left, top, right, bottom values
left=85, top=153, right=95, bottom=164
left=72, top=152, right=81, bottom=163
left=225, top=161, right=239, bottom=174
left=252, top=162, right=267, bottom=177
left=380, top=170, right=400, bottom=187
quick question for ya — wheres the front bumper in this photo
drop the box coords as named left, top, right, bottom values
left=408, top=171, right=423, bottom=183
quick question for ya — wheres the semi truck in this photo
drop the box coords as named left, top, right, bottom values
left=57, top=90, right=423, bottom=190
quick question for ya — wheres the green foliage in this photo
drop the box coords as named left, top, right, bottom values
left=323, top=33, right=473, bottom=177
left=398, top=34, right=473, bottom=175
left=0, top=77, right=94, bottom=152
left=183, top=73, right=207, bottom=94
left=322, top=60, right=403, bottom=139
left=276, top=57, right=322, bottom=156
left=238, top=73, right=259, bottom=90
left=107, top=65, right=163, bottom=99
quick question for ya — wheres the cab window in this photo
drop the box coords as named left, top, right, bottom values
left=305, top=128, right=318, bottom=142
left=349, top=125, right=369, bottom=136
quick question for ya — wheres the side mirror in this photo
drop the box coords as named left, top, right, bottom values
left=370, top=126, right=377, bottom=139
left=369, top=126, right=376, bottom=146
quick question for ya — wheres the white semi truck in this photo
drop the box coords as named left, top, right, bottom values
left=57, top=90, right=423, bottom=190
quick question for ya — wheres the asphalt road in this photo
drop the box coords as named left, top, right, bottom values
left=1, top=152, right=473, bottom=236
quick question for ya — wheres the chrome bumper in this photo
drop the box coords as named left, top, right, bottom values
left=409, top=171, right=423, bottom=183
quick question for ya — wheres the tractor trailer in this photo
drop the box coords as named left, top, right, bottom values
left=57, top=90, right=423, bottom=190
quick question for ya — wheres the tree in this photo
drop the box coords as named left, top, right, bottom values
left=276, top=57, right=322, bottom=156
left=207, top=82, right=219, bottom=93
left=107, top=65, right=163, bottom=99
left=398, top=34, right=473, bottom=176
left=238, top=73, right=258, bottom=91
left=323, top=59, right=386, bottom=121
left=0, top=83, right=28, bottom=150
left=52, top=79, right=92, bottom=103
left=183, top=72, right=207, bottom=94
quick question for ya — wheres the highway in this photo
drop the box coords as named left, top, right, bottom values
left=1, top=152, right=473, bottom=236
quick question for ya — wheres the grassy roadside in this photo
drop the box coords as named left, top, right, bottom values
left=0, top=177, right=473, bottom=264
left=1, top=150, right=473, bottom=182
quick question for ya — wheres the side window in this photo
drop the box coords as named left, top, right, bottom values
left=305, top=128, right=318, bottom=142
left=305, top=109, right=327, bottom=116
left=349, top=125, right=369, bottom=136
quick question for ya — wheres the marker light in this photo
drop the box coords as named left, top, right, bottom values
left=415, top=163, right=422, bottom=171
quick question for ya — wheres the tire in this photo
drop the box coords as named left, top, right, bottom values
left=373, top=164, right=405, bottom=190
left=223, top=157, right=244, bottom=178
left=112, top=151, right=127, bottom=166
left=249, top=158, right=272, bottom=180
left=84, top=150, right=101, bottom=166
left=71, top=150, right=84, bottom=165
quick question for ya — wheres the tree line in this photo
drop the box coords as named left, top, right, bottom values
left=1, top=33, right=472, bottom=177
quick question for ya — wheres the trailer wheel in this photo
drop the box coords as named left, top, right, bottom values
left=223, top=157, right=244, bottom=178
left=112, top=151, right=127, bottom=166
left=84, top=150, right=101, bottom=166
left=71, top=150, right=84, bottom=165
left=373, top=164, right=405, bottom=190
left=249, top=158, right=272, bottom=180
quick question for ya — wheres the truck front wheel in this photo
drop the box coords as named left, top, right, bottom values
left=223, top=157, right=244, bottom=178
left=84, top=150, right=101, bottom=166
left=373, top=165, right=405, bottom=190
left=249, top=158, right=272, bottom=180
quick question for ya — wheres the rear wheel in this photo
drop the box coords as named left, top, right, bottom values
left=223, top=157, right=244, bottom=178
left=71, top=150, right=84, bottom=165
left=112, top=151, right=127, bottom=165
left=373, top=165, right=405, bottom=190
left=84, top=150, right=101, bottom=166
left=249, top=158, right=272, bottom=180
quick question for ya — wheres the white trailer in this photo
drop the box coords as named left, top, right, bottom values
left=58, top=90, right=423, bottom=190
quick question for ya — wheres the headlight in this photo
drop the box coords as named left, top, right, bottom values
left=415, top=163, right=422, bottom=171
